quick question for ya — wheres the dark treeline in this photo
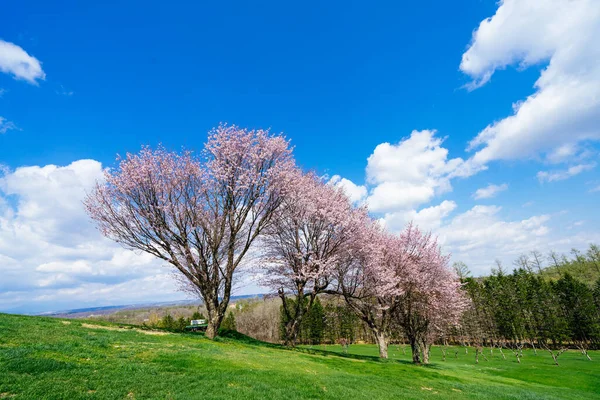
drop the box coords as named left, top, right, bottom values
left=455, top=245, right=600, bottom=353
left=279, top=297, right=373, bottom=345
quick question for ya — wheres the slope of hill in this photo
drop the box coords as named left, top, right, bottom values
left=0, top=313, right=599, bottom=399
left=539, top=261, right=600, bottom=284
left=538, top=245, right=600, bottom=284
left=34, top=294, right=263, bottom=319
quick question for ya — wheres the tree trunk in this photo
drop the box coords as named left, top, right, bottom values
left=279, top=289, right=311, bottom=347
left=374, top=330, right=389, bottom=359
left=205, top=302, right=225, bottom=340
left=284, top=319, right=301, bottom=347
left=421, top=342, right=430, bottom=364
left=205, top=317, right=222, bottom=339
left=410, top=337, right=422, bottom=364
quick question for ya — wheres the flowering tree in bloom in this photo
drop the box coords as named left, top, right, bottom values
left=333, top=221, right=396, bottom=358
left=335, top=222, right=467, bottom=361
left=260, top=172, right=368, bottom=346
left=84, top=125, right=296, bottom=339
left=386, top=224, right=469, bottom=364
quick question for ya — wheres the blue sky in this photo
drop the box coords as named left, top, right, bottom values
left=1, top=0, right=600, bottom=313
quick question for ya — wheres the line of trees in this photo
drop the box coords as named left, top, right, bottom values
left=86, top=125, right=466, bottom=364
left=198, top=247, right=600, bottom=362
left=456, top=249, right=600, bottom=354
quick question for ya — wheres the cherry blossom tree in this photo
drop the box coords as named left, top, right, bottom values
left=332, top=221, right=396, bottom=358
left=260, top=172, right=368, bottom=346
left=334, top=223, right=467, bottom=361
left=84, top=125, right=296, bottom=339
left=387, top=224, right=468, bottom=364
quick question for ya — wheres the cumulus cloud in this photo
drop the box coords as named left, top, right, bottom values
left=325, top=124, right=595, bottom=277
left=0, top=160, right=187, bottom=313
left=461, top=0, right=600, bottom=165
left=380, top=201, right=599, bottom=275
left=329, top=174, right=367, bottom=203
left=365, top=130, right=478, bottom=213
left=324, top=1, right=600, bottom=275
left=382, top=200, right=457, bottom=232
left=0, top=39, right=46, bottom=84
left=382, top=201, right=591, bottom=276
left=473, top=183, right=508, bottom=199
left=537, top=163, right=596, bottom=182
left=0, top=116, right=18, bottom=134
left=436, top=205, right=551, bottom=274
left=328, top=130, right=483, bottom=235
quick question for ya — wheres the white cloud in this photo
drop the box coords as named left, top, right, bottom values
left=368, top=181, right=434, bottom=212
left=382, top=200, right=457, bottom=232
left=329, top=174, right=367, bottom=203
left=461, top=0, right=600, bottom=165
left=546, top=143, right=580, bottom=164
left=0, top=160, right=189, bottom=313
left=0, top=40, right=46, bottom=84
left=0, top=88, right=6, bottom=97
left=436, top=205, right=552, bottom=274
left=537, top=163, right=596, bottom=182
left=364, top=130, right=478, bottom=213
left=37, top=260, right=94, bottom=274
left=380, top=201, right=595, bottom=276
left=0, top=116, right=18, bottom=134
left=329, top=130, right=484, bottom=235
left=473, top=183, right=508, bottom=199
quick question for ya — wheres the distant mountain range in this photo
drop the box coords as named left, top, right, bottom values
left=36, top=294, right=265, bottom=318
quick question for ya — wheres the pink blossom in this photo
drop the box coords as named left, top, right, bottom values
left=84, top=125, right=297, bottom=339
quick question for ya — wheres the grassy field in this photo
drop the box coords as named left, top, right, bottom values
left=0, top=313, right=599, bottom=399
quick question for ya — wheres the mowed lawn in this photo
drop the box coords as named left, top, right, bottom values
left=0, top=314, right=598, bottom=400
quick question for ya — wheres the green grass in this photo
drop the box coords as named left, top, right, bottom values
left=1, top=313, right=599, bottom=399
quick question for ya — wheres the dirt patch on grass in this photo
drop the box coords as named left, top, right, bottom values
left=61, top=321, right=71, bottom=325
left=138, top=330, right=170, bottom=336
left=82, top=323, right=122, bottom=331
left=81, top=323, right=170, bottom=336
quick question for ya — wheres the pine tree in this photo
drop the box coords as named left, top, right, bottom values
left=305, top=297, right=325, bottom=344
left=221, top=311, right=237, bottom=331
left=554, top=274, right=599, bottom=343
left=338, top=304, right=358, bottom=343
left=176, top=316, right=188, bottom=332
left=191, top=311, right=205, bottom=321
left=161, top=314, right=175, bottom=330
left=593, top=279, right=600, bottom=314
left=323, top=303, right=336, bottom=344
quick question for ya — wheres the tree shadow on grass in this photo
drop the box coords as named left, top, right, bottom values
left=293, top=346, right=417, bottom=365
left=211, top=329, right=416, bottom=365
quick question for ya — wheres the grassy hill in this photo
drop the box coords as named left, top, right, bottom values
left=538, top=245, right=600, bottom=284
left=1, top=313, right=599, bottom=399
left=539, top=262, right=600, bottom=284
